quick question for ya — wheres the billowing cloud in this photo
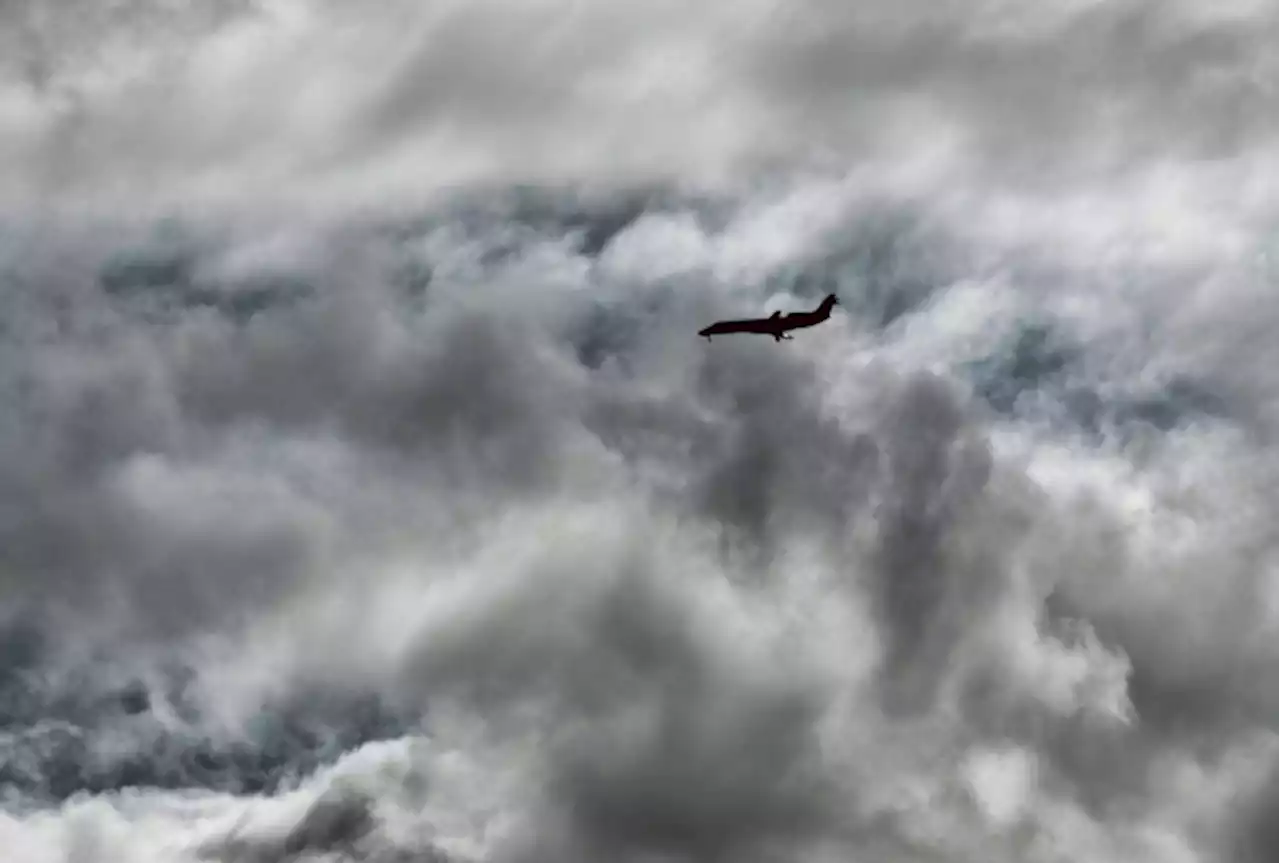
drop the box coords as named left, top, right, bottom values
left=0, top=0, right=1273, bottom=210
left=0, top=1, right=1273, bottom=861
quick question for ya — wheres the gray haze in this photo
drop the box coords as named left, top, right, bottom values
left=0, top=0, right=1274, bottom=209
left=0, top=1, right=1275, bottom=862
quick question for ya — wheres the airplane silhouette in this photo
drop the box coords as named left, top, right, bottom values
left=698, top=294, right=839, bottom=342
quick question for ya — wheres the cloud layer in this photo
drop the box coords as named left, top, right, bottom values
left=0, top=0, right=1274, bottom=210
left=0, top=1, right=1274, bottom=862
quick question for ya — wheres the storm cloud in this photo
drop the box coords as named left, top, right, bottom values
left=0, top=1, right=1274, bottom=862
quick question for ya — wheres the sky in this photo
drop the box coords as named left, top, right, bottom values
left=0, top=1, right=1275, bottom=862
left=0, top=0, right=1273, bottom=210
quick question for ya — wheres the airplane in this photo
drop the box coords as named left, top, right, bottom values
left=698, top=294, right=840, bottom=342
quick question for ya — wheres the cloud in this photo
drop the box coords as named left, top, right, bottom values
left=747, top=0, right=1275, bottom=178
left=0, top=180, right=1273, bottom=859
left=0, top=0, right=1271, bottom=211
left=0, top=1, right=1273, bottom=859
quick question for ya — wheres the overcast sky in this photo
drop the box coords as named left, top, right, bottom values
left=0, top=0, right=1273, bottom=212
left=0, top=2, right=1275, bottom=863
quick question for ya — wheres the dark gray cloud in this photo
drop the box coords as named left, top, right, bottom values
left=1231, top=762, right=1279, bottom=863
left=862, top=374, right=998, bottom=715
left=212, top=786, right=377, bottom=861
left=543, top=580, right=832, bottom=858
